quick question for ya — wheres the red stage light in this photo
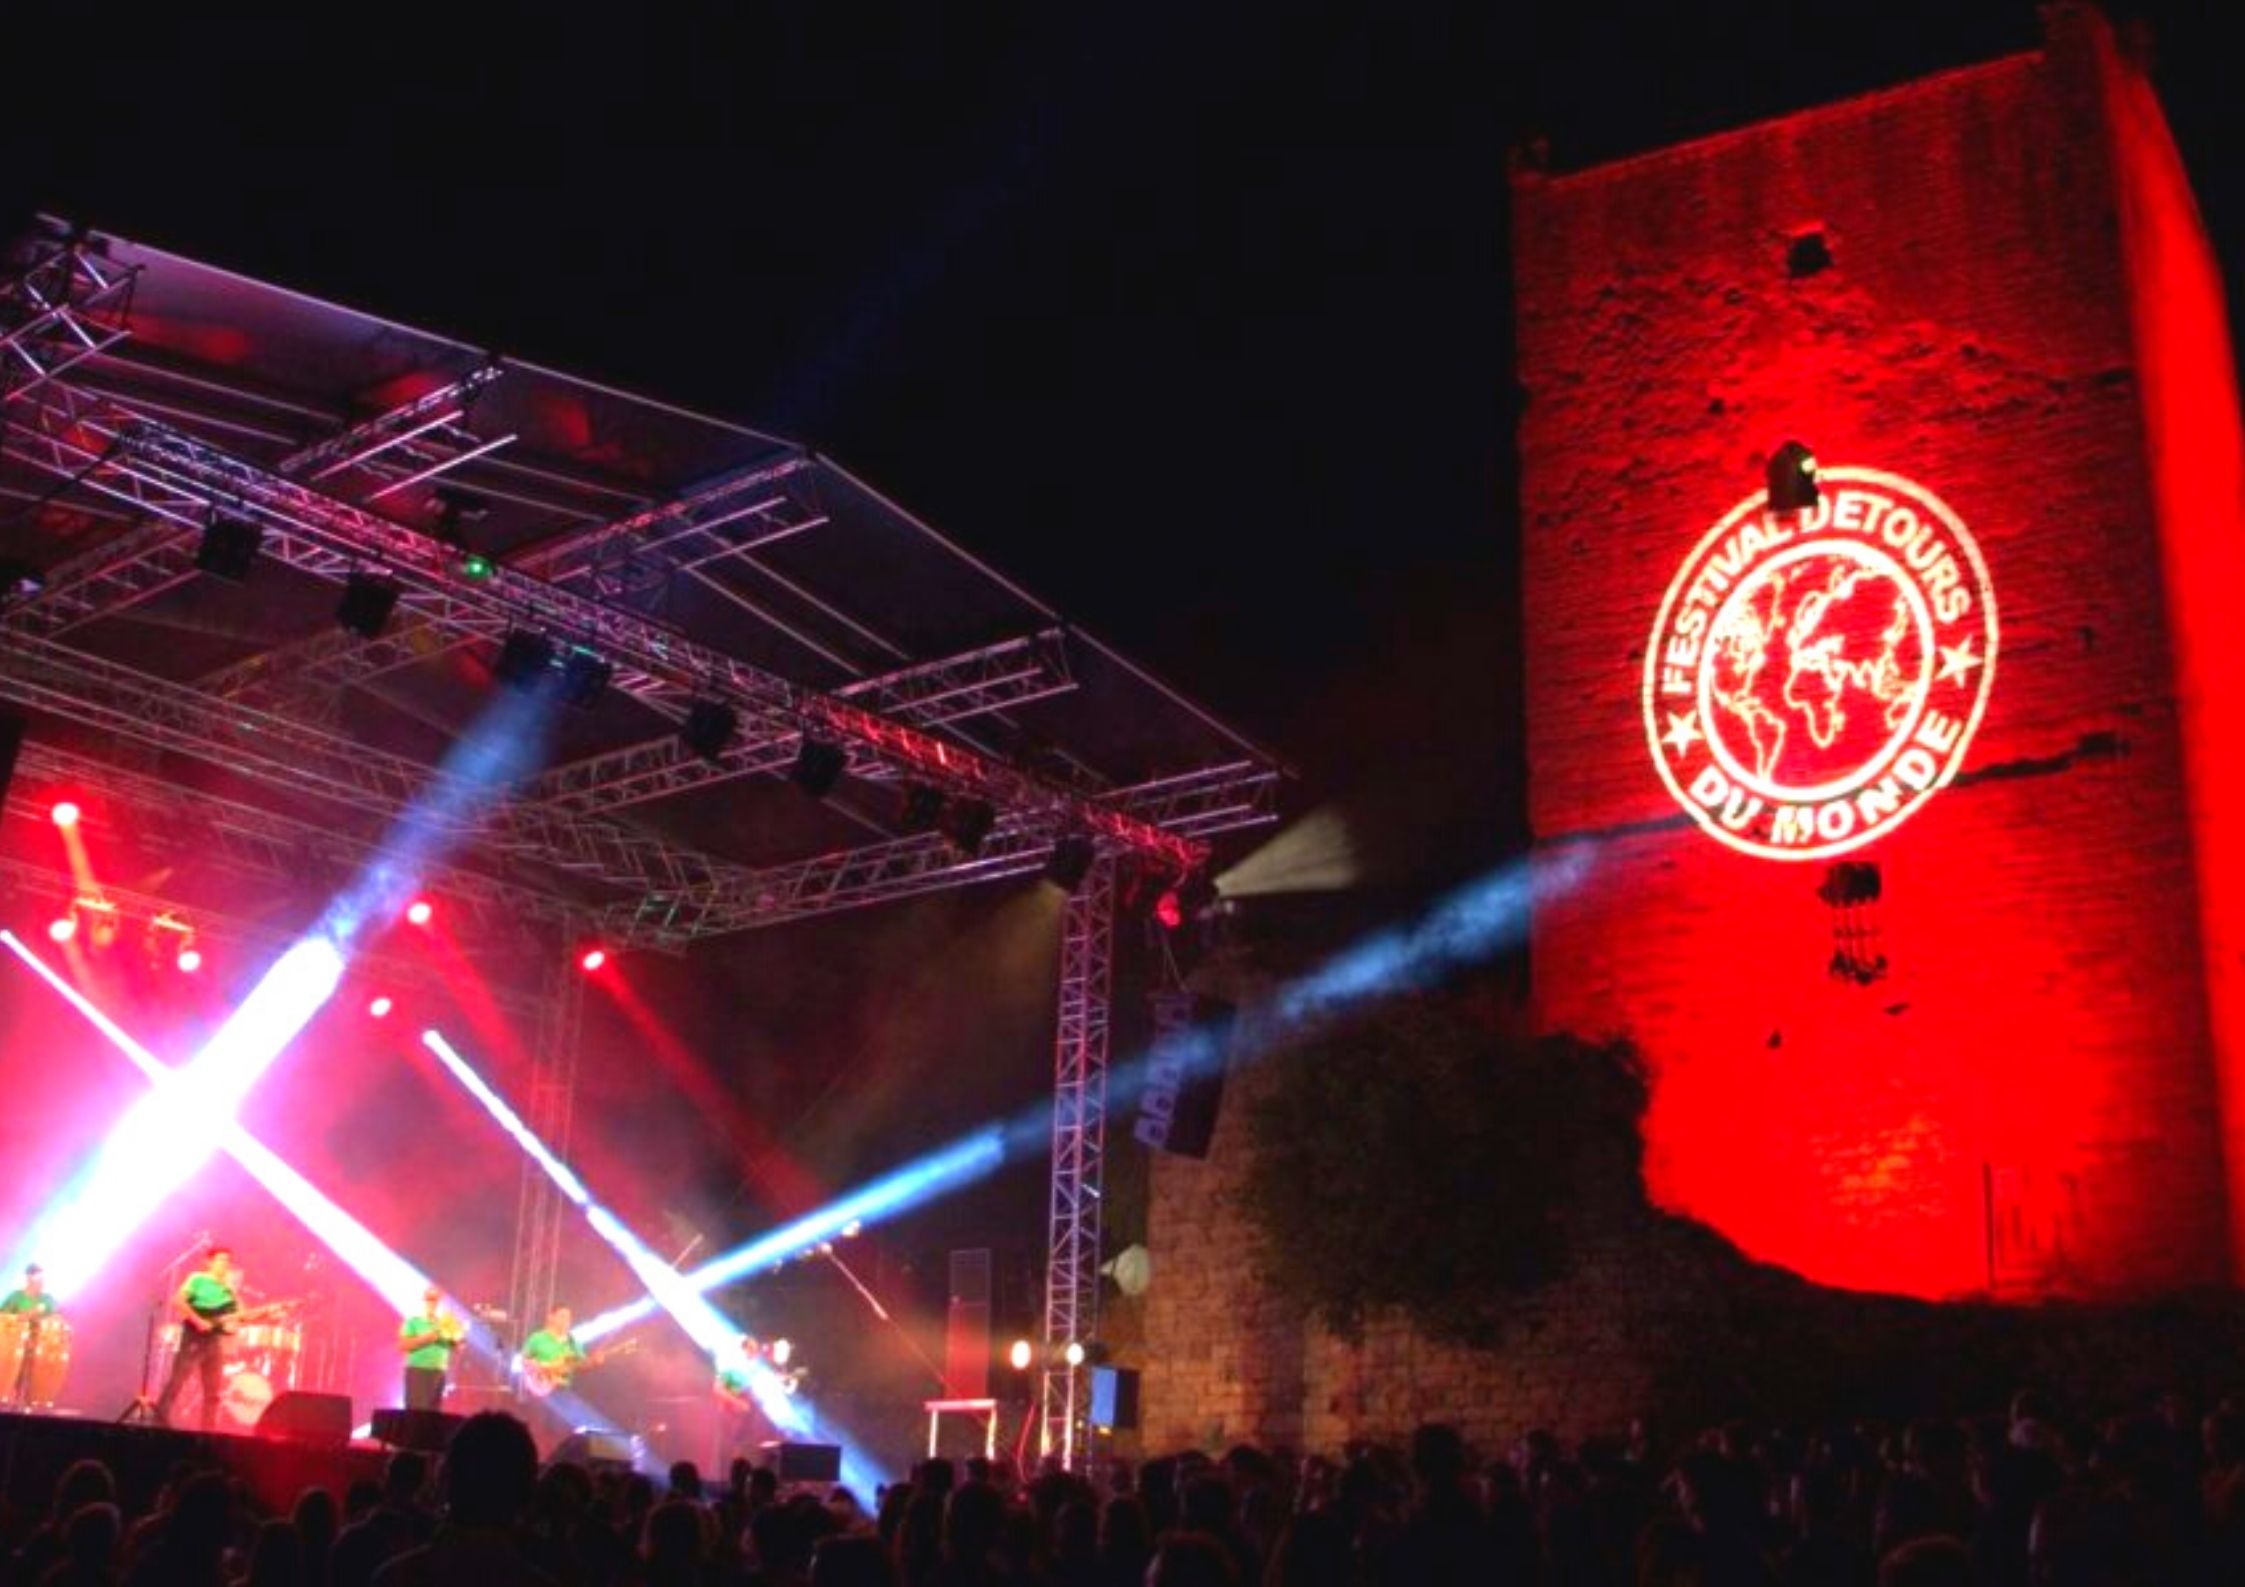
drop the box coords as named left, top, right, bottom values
left=579, top=947, right=608, bottom=973
left=405, top=900, right=433, bottom=927
left=368, top=995, right=394, bottom=1019
left=1153, top=890, right=1185, bottom=932
left=175, top=947, right=203, bottom=974
left=50, top=801, right=81, bottom=830
left=47, top=917, right=76, bottom=944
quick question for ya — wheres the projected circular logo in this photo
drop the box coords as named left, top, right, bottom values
left=1642, top=467, right=1997, bottom=860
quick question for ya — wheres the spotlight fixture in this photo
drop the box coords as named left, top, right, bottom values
left=897, top=783, right=945, bottom=835
left=50, top=800, right=81, bottom=830
left=558, top=648, right=613, bottom=708
left=1153, top=889, right=1185, bottom=932
left=405, top=899, right=434, bottom=927
left=194, top=515, right=264, bottom=580
left=1044, top=834, right=1096, bottom=893
left=367, top=995, right=394, bottom=1019
left=176, top=947, right=203, bottom=974
left=788, top=738, right=847, bottom=800
left=336, top=572, right=402, bottom=639
left=432, top=486, right=493, bottom=579
left=578, top=946, right=608, bottom=973
left=939, top=798, right=996, bottom=856
left=1767, top=440, right=1819, bottom=512
left=681, top=699, right=739, bottom=763
left=1063, top=1341, right=1086, bottom=1368
left=47, top=916, right=75, bottom=945
left=494, top=630, right=555, bottom=691
left=0, top=556, right=44, bottom=600
left=1008, top=1339, right=1034, bottom=1372
left=769, top=1338, right=793, bottom=1367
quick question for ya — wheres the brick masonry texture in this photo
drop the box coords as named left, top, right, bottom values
left=1138, top=7, right=2245, bottom=1458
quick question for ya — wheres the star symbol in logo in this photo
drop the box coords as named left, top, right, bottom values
left=1660, top=710, right=1704, bottom=757
left=1936, top=636, right=1983, bottom=687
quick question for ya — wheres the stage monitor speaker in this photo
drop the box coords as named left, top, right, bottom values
left=1090, top=1366, right=1140, bottom=1431
left=944, top=1247, right=993, bottom=1400
left=553, top=1429, right=638, bottom=1468
left=257, top=1391, right=353, bottom=1448
left=371, top=1407, right=464, bottom=1452
left=1132, top=994, right=1234, bottom=1159
left=760, top=1441, right=842, bottom=1482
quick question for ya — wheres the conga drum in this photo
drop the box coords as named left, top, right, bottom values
left=23, top=1315, right=69, bottom=1409
left=0, top=1312, right=26, bottom=1405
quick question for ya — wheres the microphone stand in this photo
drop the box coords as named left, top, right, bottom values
left=118, top=1236, right=206, bottom=1424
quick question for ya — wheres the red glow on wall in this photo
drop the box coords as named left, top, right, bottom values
left=1516, top=13, right=2235, bottom=1301
left=2099, top=30, right=2245, bottom=1276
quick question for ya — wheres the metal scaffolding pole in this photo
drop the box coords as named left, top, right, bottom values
left=506, top=950, right=587, bottom=1350
left=1039, top=860, right=1114, bottom=1470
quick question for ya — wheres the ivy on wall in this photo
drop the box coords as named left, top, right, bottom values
left=1238, top=983, right=1647, bottom=1347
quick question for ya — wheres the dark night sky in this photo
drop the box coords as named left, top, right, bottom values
left=20, top=3, right=2232, bottom=828
left=8, top=3, right=2241, bottom=1312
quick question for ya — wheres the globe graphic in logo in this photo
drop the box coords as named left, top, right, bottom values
left=1644, top=469, right=1997, bottom=860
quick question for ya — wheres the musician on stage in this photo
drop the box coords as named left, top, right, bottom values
left=0, top=1262, right=55, bottom=1316
left=398, top=1285, right=465, bottom=1411
left=155, top=1246, right=242, bottom=1429
left=519, top=1305, right=586, bottom=1393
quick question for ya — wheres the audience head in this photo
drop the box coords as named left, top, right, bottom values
left=441, top=1411, right=539, bottom=1528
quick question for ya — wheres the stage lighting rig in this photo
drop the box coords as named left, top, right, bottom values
left=50, top=801, right=81, bottom=830
left=1767, top=440, right=1819, bottom=512
left=494, top=630, right=556, bottom=691
left=0, top=557, right=44, bottom=600
left=147, top=911, right=200, bottom=973
left=897, top=783, right=945, bottom=835
left=940, top=798, right=996, bottom=856
left=1045, top=834, right=1097, bottom=893
left=788, top=738, right=847, bottom=800
left=681, top=699, right=739, bottom=763
left=194, top=513, right=264, bottom=580
left=431, top=486, right=493, bottom=579
left=558, top=647, right=614, bottom=708
left=336, top=572, right=402, bottom=638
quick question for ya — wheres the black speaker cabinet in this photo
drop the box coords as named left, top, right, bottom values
left=553, top=1429, right=639, bottom=1468
left=371, top=1407, right=464, bottom=1453
left=760, top=1441, right=841, bottom=1482
left=257, top=1391, right=354, bottom=1448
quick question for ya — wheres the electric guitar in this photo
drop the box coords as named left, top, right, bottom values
left=182, top=1296, right=299, bottom=1341
left=520, top=1336, right=637, bottom=1397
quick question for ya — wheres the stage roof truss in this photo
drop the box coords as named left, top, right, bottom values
left=0, top=223, right=1281, bottom=957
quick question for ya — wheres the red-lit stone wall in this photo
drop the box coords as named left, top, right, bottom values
left=1516, top=7, right=2232, bottom=1300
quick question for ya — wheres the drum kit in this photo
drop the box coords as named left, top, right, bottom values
left=216, top=1317, right=303, bottom=1428
left=0, top=1311, right=72, bottom=1410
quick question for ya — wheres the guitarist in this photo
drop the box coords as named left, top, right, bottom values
left=519, top=1305, right=587, bottom=1395
left=155, top=1246, right=244, bottom=1429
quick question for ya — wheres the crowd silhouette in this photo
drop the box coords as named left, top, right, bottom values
left=6, top=1391, right=2244, bottom=1586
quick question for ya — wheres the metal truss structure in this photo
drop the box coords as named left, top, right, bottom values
left=507, top=954, right=586, bottom=1344
left=1, top=231, right=1280, bottom=1447
left=1039, top=862, right=1115, bottom=1468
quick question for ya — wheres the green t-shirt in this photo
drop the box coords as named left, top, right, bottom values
left=180, top=1271, right=236, bottom=1319
left=522, top=1329, right=583, bottom=1369
left=0, top=1288, right=55, bottom=1316
left=402, top=1314, right=457, bottom=1371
